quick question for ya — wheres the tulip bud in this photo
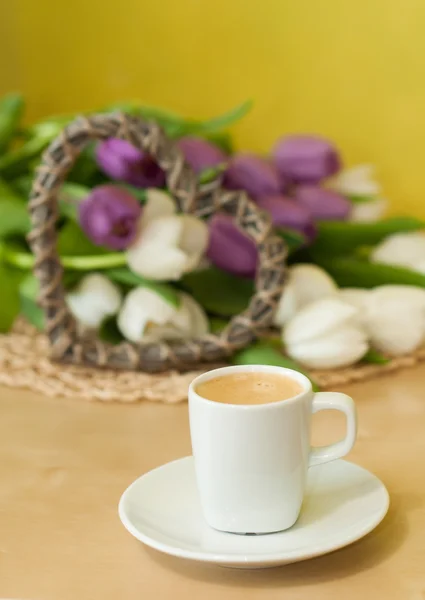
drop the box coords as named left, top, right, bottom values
left=79, top=185, right=142, bottom=250
left=293, top=185, right=351, bottom=221
left=255, top=195, right=316, bottom=240
left=371, top=231, right=425, bottom=272
left=283, top=298, right=368, bottom=369
left=224, top=153, right=282, bottom=199
left=274, top=135, right=341, bottom=184
left=206, top=214, right=257, bottom=277
left=96, top=138, right=165, bottom=188
left=117, top=287, right=208, bottom=342
left=67, top=273, right=122, bottom=329
left=177, top=136, right=227, bottom=173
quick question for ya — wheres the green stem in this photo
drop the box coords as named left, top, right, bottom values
left=4, top=248, right=127, bottom=270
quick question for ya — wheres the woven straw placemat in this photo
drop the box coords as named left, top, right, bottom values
left=1, top=320, right=425, bottom=403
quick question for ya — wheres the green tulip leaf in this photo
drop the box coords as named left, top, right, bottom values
left=99, top=316, right=124, bottom=344
left=232, top=340, right=319, bottom=391
left=118, top=184, right=148, bottom=204
left=0, top=93, right=25, bottom=154
left=361, top=349, right=390, bottom=365
left=58, top=182, right=91, bottom=220
left=347, top=194, right=377, bottom=204
left=0, top=179, right=30, bottom=238
left=198, top=164, right=226, bottom=184
left=0, top=121, right=65, bottom=179
left=0, top=263, right=23, bottom=332
left=195, top=100, right=253, bottom=134
left=276, top=227, right=306, bottom=254
left=57, top=221, right=109, bottom=257
left=208, top=317, right=228, bottom=333
left=315, top=256, right=425, bottom=288
left=311, top=217, right=425, bottom=256
left=181, top=266, right=254, bottom=317
left=204, top=132, right=233, bottom=153
left=19, top=274, right=44, bottom=330
left=137, top=100, right=252, bottom=139
left=107, top=267, right=181, bottom=308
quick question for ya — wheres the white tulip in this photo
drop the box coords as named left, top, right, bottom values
left=274, top=264, right=338, bottom=326
left=283, top=298, right=368, bottom=369
left=67, top=273, right=122, bottom=329
left=331, top=164, right=381, bottom=197
left=127, top=189, right=209, bottom=281
left=350, top=197, right=387, bottom=223
left=371, top=231, right=425, bottom=272
left=363, top=286, right=425, bottom=355
left=117, top=287, right=209, bottom=343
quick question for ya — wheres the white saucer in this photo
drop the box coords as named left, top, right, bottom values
left=118, top=457, right=389, bottom=569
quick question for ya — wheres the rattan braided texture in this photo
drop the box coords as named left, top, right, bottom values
left=1, top=321, right=424, bottom=403
left=27, top=113, right=287, bottom=373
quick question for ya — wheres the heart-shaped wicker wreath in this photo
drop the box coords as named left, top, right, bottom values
left=27, top=112, right=287, bottom=373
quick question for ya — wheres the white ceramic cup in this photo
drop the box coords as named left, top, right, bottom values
left=189, top=364, right=357, bottom=534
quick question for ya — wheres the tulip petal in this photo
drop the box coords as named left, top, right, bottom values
left=294, top=185, right=351, bottom=221
left=287, top=326, right=368, bottom=369
left=274, top=283, right=298, bottom=326
left=117, top=286, right=176, bottom=342
left=173, top=292, right=209, bottom=337
left=339, top=288, right=371, bottom=310
left=207, top=214, right=257, bottom=277
left=289, top=264, right=338, bottom=308
left=284, top=298, right=359, bottom=346
left=178, top=136, right=227, bottom=173
left=274, top=135, right=341, bottom=184
left=365, top=302, right=425, bottom=356
left=179, top=215, right=209, bottom=271
left=79, top=185, right=142, bottom=250
left=350, top=198, right=387, bottom=223
left=224, top=153, right=281, bottom=199
left=371, top=232, right=425, bottom=269
left=127, top=216, right=188, bottom=280
left=370, top=285, right=425, bottom=312
left=143, top=189, right=176, bottom=225
left=332, top=165, right=381, bottom=197
left=255, top=195, right=316, bottom=238
left=67, top=274, right=122, bottom=329
left=127, top=241, right=188, bottom=280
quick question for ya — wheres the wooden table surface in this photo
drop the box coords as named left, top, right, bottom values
left=1, top=366, right=424, bottom=600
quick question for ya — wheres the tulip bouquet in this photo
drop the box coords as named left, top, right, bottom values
left=2, top=92, right=425, bottom=381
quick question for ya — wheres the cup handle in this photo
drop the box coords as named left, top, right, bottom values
left=309, top=392, right=357, bottom=467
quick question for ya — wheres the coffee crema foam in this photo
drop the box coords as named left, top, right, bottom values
left=195, top=372, right=303, bottom=405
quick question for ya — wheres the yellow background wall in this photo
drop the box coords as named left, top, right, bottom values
left=2, top=0, right=425, bottom=215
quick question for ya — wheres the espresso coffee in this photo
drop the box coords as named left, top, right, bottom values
left=195, top=372, right=303, bottom=405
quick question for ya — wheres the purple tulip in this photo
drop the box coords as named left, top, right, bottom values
left=256, top=195, right=316, bottom=240
left=177, top=136, right=227, bottom=173
left=274, top=135, right=341, bottom=184
left=207, top=214, right=257, bottom=278
left=96, top=138, right=165, bottom=188
left=79, top=185, right=142, bottom=250
left=294, top=185, right=351, bottom=221
left=223, top=153, right=283, bottom=199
